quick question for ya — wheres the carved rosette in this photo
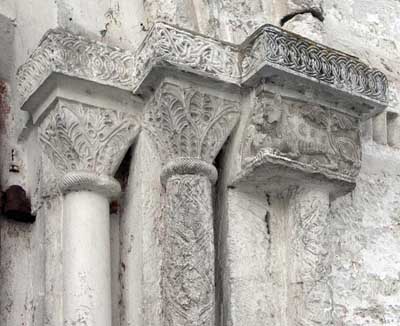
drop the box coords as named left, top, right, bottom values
left=39, top=99, right=140, bottom=196
left=144, top=81, right=239, bottom=326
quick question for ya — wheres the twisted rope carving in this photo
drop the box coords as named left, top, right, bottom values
left=61, top=171, right=121, bottom=198
left=161, top=158, right=218, bottom=186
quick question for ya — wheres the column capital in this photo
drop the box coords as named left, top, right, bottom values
left=39, top=98, right=139, bottom=197
left=17, top=29, right=142, bottom=199
left=144, top=79, right=240, bottom=183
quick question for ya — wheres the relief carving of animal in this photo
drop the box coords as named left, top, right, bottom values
left=246, top=93, right=360, bottom=173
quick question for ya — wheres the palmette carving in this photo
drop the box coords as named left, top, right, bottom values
left=39, top=99, right=140, bottom=176
left=144, top=81, right=240, bottom=163
left=242, top=91, right=361, bottom=178
left=17, top=28, right=134, bottom=105
left=287, top=188, right=332, bottom=326
left=163, top=174, right=215, bottom=326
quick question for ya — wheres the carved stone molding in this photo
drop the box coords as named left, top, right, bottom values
left=39, top=99, right=140, bottom=194
left=241, top=25, right=387, bottom=104
left=133, top=22, right=241, bottom=92
left=17, top=22, right=387, bottom=115
left=144, top=80, right=240, bottom=169
left=16, top=28, right=135, bottom=106
left=133, top=22, right=387, bottom=111
left=241, top=88, right=361, bottom=185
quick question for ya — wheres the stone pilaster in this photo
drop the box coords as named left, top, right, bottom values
left=16, top=29, right=142, bottom=326
left=144, top=80, right=240, bottom=325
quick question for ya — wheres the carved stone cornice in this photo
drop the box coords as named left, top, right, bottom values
left=17, top=23, right=388, bottom=116
left=144, top=80, right=240, bottom=183
left=39, top=99, right=140, bottom=195
left=132, top=22, right=241, bottom=92
left=16, top=28, right=134, bottom=106
left=240, top=25, right=387, bottom=105
left=133, top=22, right=387, bottom=112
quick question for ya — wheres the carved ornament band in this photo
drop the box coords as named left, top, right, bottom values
left=17, top=28, right=135, bottom=106
left=160, top=158, right=218, bottom=186
left=133, top=22, right=387, bottom=107
left=61, top=171, right=121, bottom=198
left=17, top=22, right=387, bottom=111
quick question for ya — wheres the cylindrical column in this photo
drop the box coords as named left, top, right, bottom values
left=287, top=186, right=331, bottom=326
left=161, top=159, right=217, bottom=326
left=62, top=173, right=120, bottom=326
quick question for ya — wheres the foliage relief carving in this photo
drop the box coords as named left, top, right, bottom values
left=39, top=99, right=140, bottom=176
left=144, top=81, right=240, bottom=163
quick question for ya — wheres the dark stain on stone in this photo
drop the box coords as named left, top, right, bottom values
left=3, top=185, right=35, bottom=223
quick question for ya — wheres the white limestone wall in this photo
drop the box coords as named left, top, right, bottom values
left=0, top=0, right=399, bottom=325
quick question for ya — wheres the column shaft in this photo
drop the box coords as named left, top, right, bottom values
left=287, top=187, right=332, bottom=326
left=63, top=191, right=112, bottom=326
left=163, top=174, right=215, bottom=326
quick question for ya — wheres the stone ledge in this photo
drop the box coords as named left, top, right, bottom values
left=133, top=22, right=388, bottom=113
left=16, top=28, right=135, bottom=107
left=17, top=22, right=388, bottom=116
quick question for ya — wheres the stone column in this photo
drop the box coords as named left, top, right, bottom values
left=39, top=99, right=140, bottom=326
left=144, top=80, right=240, bottom=326
left=287, top=186, right=331, bottom=326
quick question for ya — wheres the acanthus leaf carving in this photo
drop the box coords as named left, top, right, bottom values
left=144, top=81, right=240, bottom=164
left=39, top=99, right=140, bottom=176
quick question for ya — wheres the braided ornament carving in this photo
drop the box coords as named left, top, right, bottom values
left=17, top=29, right=134, bottom=105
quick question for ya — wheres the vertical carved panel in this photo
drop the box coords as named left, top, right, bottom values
left=287, top=187, right=332, bottom=326
left=163, top=174, right=215, bottom=326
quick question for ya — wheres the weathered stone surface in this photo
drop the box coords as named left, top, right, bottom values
left=2, top=1, right=399, bottom=326
left=39, top=99, right=140, bottom=177
left=163, top=174, right=215, bottom=326
left=241, top=88, right=361, bottom=182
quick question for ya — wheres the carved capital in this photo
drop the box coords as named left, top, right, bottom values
left=235, top=86, right=362, bottom=194
left=39, top=99, right=140, bottom=195
left=144, top=80, right=240, bottom=181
